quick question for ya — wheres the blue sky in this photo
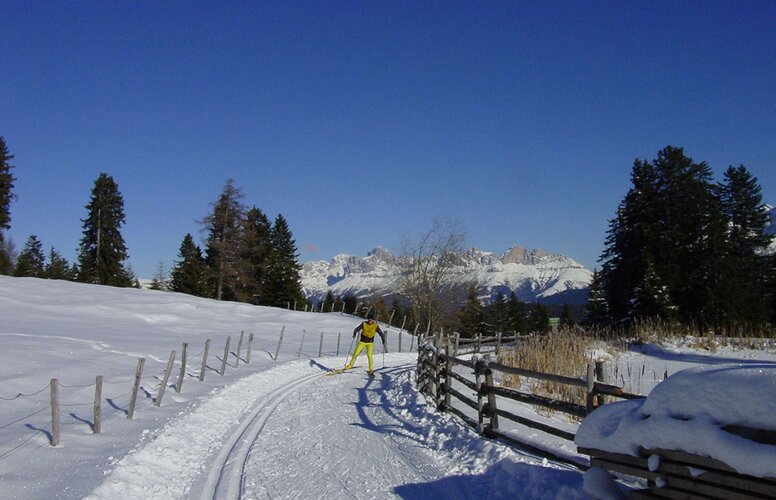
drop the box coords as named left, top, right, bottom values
left=2, top=1, right=775, bottom=278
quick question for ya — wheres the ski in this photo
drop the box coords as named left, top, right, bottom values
left=323, top=365, right=361, bottom=376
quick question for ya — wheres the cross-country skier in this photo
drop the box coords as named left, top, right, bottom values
left=345, top=311, right=386, bottom=376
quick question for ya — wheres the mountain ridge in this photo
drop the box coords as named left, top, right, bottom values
left=300, top=245, right=593, bottom=306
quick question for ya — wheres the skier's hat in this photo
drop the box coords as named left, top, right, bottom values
left=366, top=311, right=375, bottom=320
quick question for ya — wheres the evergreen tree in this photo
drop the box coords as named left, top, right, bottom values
left=202, top=179, right=245, bottom=301
left=263, top=214, right=304, bottom=307
left=149, top=261, right=168, bottom=291
left=0, top=137, right=16, bottom=274
left=529, top=304, right=551, bottom=334
left=13, top=235, right=45, bottom=277
left=458, top=284, right=484, bottom=337
left=600, top=146, right=726, bottom=327
left=77, top=173, right=133, bottom=286
left=343, top=294, right=357, bottom=315
left=506, top=292, right=528, bottom=334
left=488, top=291, right=508, bottom=332
left=322, top=290, right=336, bottom=312
left=629, top=255, right=675, bottom=320
left=559, top=303, right=576, bottom=329
left=583, top=270, right=609, bottom=326
left=235, top=206, right=272, bottom=304
left=169, top=233, right=209, bottom=297
left=45, top=247, right=74, bottom=280
left=718, top=165, right=773, bottom=327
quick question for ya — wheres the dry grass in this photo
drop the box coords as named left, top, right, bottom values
left=497, top=328, right=593, bottom=418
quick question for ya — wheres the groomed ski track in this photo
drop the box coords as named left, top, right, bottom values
left=88, top=354, right=586, bottom=499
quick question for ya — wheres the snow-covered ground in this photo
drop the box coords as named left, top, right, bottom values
left=2, top=275, right=775, bottom=499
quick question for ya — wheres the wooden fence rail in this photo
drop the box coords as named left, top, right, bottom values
left=416, top=334, right=644, bottom=468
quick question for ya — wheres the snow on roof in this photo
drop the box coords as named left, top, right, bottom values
left=575, top=364, right=776, bottom=478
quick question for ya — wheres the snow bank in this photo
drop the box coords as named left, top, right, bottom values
left=575, top=364, right=776, bottom=478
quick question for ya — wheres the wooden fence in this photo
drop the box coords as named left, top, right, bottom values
left=415, top=333, right=642, bottom=468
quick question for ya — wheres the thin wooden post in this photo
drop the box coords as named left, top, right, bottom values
left=496, top=331, right=502, bottom=356
left=304, top=304, right=308, bottom=312
left=236, top=331, right=245, bottom=368
left=93, top=375, right=103, bottom=434
left=399, top=316, right=407, bottom=353
left=476, top=332, right=482, bottom=353
left=336, top=332, right=341, bottom=356
left=176, top=343, right=188, bottom=393
left=454, top=332, right=461, bottom=357
left=341, top=302, right=346, bottom=314
left=388, top=309, right=395, bottom=326
left=475, top=355, right=485, bottom=434
left=411, top=323, right=420, bottom=352
left=586, top=362, right=596, bottom=414
left=128, top=357, right=145, bottom=419
left=220, top=337, right=230, bottom=376
left=318, top=332, right=324, bottom=357
left=595, top=361, right=607, bottom=407
left=444, top=343, right=452, bottom=410
left=50, top=379, right=60, bottom=446
left=246, top=333, right=254, bottom=364
left=156, top=350, right=176, bottom=407
left=293, top=300, right=297, bottom=311
left=484, top=360, right=499, bottom=432
left=297, top=329, right=307, bottom=358
left=274, top=326, right=285, bottom=361
left=199, top=339, right=210, bottom=382
left=432, top=336, right=441, bottom=407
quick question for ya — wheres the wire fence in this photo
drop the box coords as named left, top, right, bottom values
left=0, top=320, right=417, bottom=461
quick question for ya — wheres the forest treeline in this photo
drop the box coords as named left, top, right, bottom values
left=1, top=138, right=774, bottom=335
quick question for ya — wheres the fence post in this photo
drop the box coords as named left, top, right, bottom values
left=318, top=332, right=324, bottom=357
left=586, top=362, right=596, bottom=414
left=388, top=309, right=395, bottom=326
left=443, top=342, right=452, bottom=410
left=236, top=331, right=244, bottom=368
left=336, top=332, right=341, bottom=356
left=176, top=343, right=188, bottom=394
left=220, top=337, right=230, bottom=376
left=399, top=316, right=406, bottom=353
left=476, top=332, right=482, bottom=353
left=128, top=357, right=145, bottom=419
left=454, top=332, right=460, bottom=357
left=432, top=336, right=441, bottom=407
left=474, top=355, right=485, bottom=434
left=199, top=339, right=210, bottom=382
left=496, top=331, right=502, bottom=357
left=484, top=356, right=499, bottom=433
left=156, top=350, right=176, bottom=407
left=50, top=379, right=60, bottom=446
left=246, top=333, right=254, bottom=364
left=274, top=326, right=285, bottom=361
left=93, top=375, right=103, bottom=434
left=595, top=361, right=607, bottom=407
left=298, top=329, right=307, bottom=358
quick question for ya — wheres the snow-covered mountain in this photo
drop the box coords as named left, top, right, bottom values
left=301, top=246, right=593, bottom=305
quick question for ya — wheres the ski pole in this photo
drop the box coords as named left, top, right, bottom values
left=344, top=335, right=355, bottom=367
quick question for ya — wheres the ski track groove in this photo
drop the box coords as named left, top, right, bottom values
left=200, top=372, right=323, bottom=500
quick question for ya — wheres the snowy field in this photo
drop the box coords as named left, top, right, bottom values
left=2, top=276, right=775, bottom=499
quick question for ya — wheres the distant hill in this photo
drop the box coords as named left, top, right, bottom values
left=300, top=246, right=593, bottom=306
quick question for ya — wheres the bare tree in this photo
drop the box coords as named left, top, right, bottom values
left=397, top=217, right=467, bottom=333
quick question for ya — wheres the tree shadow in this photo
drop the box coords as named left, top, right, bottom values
left=393, top=459, right=587, bottom=499
left=630, top=343, right=776, bottom=366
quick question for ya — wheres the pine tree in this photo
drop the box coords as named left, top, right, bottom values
left=718, top=165, right=773, bottom=327
left=559, top=303, right=576, bottom=329
left=529, top=304, right=551, bottom=334
left=263, top=214, right=304, bottom=307
left=149, top=261, right=168, bottom=291
left=203, top=179, right=245, bottom=301
left=488, top=291, right=508, bottom=332
left=169, top=234, right=209, bottom=297
left=235, top=206, right=272, bottom=304
left=322, top=291, right=336, bottom=312
left=506, top=292, right=527, bottom=334
left=583, top=270, right=609, bottom=326
left=13, top=235, right=46, bottom=277
left=45, top=247, right=74, bottom=280
left=458, top=284, right=484, bottom=337
left=600, top=146, right=727, bottom=327
left=0, top=137, right=16, bottom=274
left=77, top=173, right=133, bottom=286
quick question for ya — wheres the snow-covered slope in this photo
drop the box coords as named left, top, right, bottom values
left=301, top=246, right=593, bottom=305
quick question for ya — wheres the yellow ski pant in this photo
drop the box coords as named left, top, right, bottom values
left=348, top=341, right=375, bottom=371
